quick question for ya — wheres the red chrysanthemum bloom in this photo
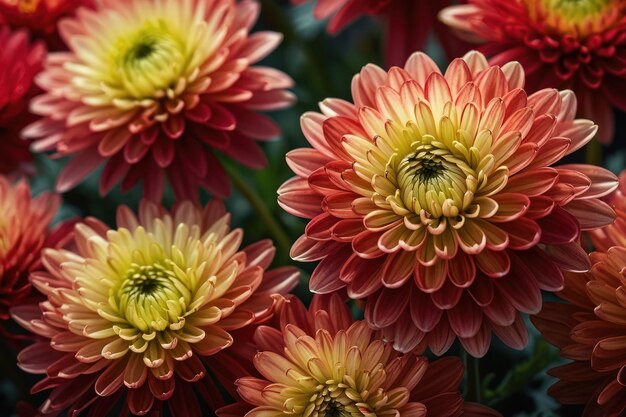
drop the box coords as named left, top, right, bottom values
left=278, top=50, right=619, bottom=357
left=218, top=294, right=501, bottom=417
left=291, top=0, right=458, bottom=66
left=532, top=185, right=626, bottom=416
left=0, top=0, right=87, bottom=46
left=24, top=0, right=295, bottom=201
left=0, top=26, right=45, bottom=176
left=0, top=175, right=73, bottom=338
left=12, top=200, right=299, bottom=416
left=439, top=0, right=626, bottom=143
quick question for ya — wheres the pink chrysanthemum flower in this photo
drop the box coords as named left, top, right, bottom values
left=24, top=0, right=295, bottom=201
left=218, top=294, right=501, bottom=417
left=278, top=50, right=618, bottom=357
left=291, top=0, right=456, bottom=66
left=0, top=176, right=72, bottom=338
left=532, top=183, right=626, bottom=416
left=439, top=0, right=626, bottom=143
left=12, top=200, right=299, bottom=416
left=0, top=26, right=45, bottom=176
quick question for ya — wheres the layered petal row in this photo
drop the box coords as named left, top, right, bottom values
left=533, top=171, right=626, bottom=417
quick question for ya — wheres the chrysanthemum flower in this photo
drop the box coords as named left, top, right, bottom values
left=292, top=0, right=456, bottom=66
left=591, top=170, right=626, bottom=253
left=12, top=200, right=299, bottom=416
left=24, top=0, right=295, bottom=201
left=0, top=26, right=45, bottom=176
left=0, top=176, right=71, bottom=337
left=278, top=50, right=618, bottom=357
left=532, top=195, right=626, bottom=416
left=0, top=0, right=87, bottom=45
left=218, top=294, right=501, bottom=417
left=439, top=0, right=626, bottom=143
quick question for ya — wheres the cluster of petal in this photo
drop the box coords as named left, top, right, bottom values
left=440, top=0, right=626, bottom=143
left=0, top=26, right=45, bottom=176
left=532, top=203, right=626, bottom=417
left=291, top=0, right=457, bottom=66
left=0, top=176, right=70, bottom=337
left=592, top=170, right=626, bottom=253
left=218, top=294, right=501, bottom=417
left=278, top=50, right=618, bottom=357
left=0, top=0, right=87, bottom=44
left=25, top=0, right=295, bottom=201
left=12, top=200, right=299, bottom=417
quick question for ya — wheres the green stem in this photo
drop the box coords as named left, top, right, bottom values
left=226, top=165, right=292, bottom=258
left=586, top=137, right=603, bottom=166
left=464, top=353, right=482, bottom=403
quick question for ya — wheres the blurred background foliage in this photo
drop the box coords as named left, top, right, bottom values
left=3, top=1, right=626, bottom=416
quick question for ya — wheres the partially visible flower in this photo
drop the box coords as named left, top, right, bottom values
left=0, top=0, right=88, bottom=47
left=0, top=176, right=72, bottom=338
left=592, top=170, right=626, bottom=252
left=439, top=0, right=626, bottom=143
left=292, top=0, right=460, bottom=66
left=0, top=26, right=45, bottom=176
left=532, top=192, right=626, bottom=417
left=218, top=294, right=501, bottom=417
left=12, top=200, right=299, bottom=416
left=278, top=50, right=618, bottom=357
left=25, top=0, right=295, bottom=201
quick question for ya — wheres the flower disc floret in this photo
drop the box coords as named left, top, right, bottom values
left=527, top=0, right=620, bottom=36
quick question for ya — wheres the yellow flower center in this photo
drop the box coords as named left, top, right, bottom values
left=301, top=383, right=368, bottom=417
left=525, top=0, right=623, bottom=37
left=116, top=262, right=186, bottom=332
left=396, top=137, right=477, bottom=218
left=112, top=21, right=186, bottom=99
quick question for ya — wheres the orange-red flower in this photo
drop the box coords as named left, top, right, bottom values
left=440, top=0, right=626, bottom=143
left=218, top=294, right=501, bottom=417
left=278, top=50, right=618, bottom=357
left=24, top=0, right=295, bottom=201
left=0, top=176, right=72, bottom=338
left=0, top=26, right=45, bottom=176
left=532, top=187, right=626, bottom=416
left=12, top=200, right=299, bottom=416
left=0, top=0, right=87, bottom=45
left=292, top=0, right=457, bottom=66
